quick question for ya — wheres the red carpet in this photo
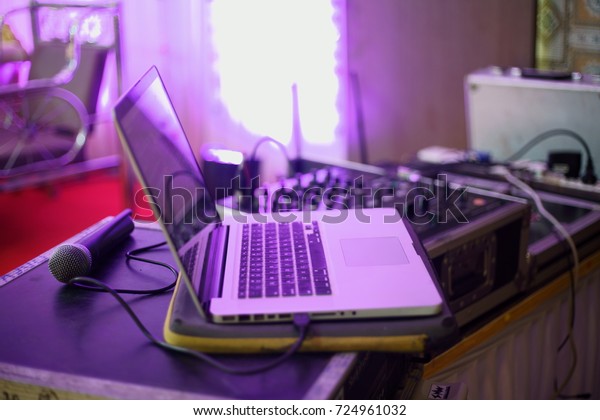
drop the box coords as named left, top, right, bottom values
left=0, top=172, right=126, bottom=275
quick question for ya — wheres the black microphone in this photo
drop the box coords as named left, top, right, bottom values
left=48, top=209, right=135, bottom=283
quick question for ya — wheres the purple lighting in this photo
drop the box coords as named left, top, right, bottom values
left=79, top=14, right=103, bottom=41
left=37, top=10, right=105, bottom=44
left=210, top=0, right=343, bottom=147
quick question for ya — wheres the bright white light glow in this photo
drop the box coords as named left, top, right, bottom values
left=210, top=0, right=341, bottom=146
left=100, top=84, right=110, bottom=108
left=80, top=15, right=103, bottom=42
left=204, top=148, right=244, bottom=165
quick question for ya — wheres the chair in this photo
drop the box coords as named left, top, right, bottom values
left=0, top=1, right=122, bottom=188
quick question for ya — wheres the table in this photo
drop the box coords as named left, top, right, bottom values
left=0, top=221, right=436, bottom=400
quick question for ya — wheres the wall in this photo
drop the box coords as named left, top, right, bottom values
left=536, top=0, right=600, bottom=74
left=346, top=0, right=537, bottom=165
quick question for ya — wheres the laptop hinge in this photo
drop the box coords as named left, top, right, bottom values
left=199, top=223, right=229, bottom=303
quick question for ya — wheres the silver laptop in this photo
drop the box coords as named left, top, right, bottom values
left=113, top=66, right=443, bottom=324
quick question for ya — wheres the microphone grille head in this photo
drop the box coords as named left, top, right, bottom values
left=48, top=244, right=92, bottom=283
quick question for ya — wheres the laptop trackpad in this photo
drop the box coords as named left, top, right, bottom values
left=340, top=237, right=409, bottom=267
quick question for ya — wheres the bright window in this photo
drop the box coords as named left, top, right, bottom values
left=208, top=0, right=346, bottom=158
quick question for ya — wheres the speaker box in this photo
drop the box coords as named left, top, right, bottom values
left=465, top=67, right=600, bottom=171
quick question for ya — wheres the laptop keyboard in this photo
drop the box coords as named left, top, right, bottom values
left=238, top=221, right=331, bottom=299
left=181, top=242, right=199, bottom=279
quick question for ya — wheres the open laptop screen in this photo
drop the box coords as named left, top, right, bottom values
left=114, top=67, right=221, bottom=249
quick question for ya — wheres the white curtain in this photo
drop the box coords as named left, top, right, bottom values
left=121, top=0, right=348, bottom=164
left=418, top=269, right=600, bottom=399
left=118, top=0, right=206, bottom=160
left=2, top=0, right=347, bottom=164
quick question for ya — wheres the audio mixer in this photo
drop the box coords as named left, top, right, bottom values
left=410, top=161, right=600, bottom=291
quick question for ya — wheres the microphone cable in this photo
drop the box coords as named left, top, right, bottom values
left=66, top=242, right=311, bottom=375
left=68, top=241, right=177, bottom=295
